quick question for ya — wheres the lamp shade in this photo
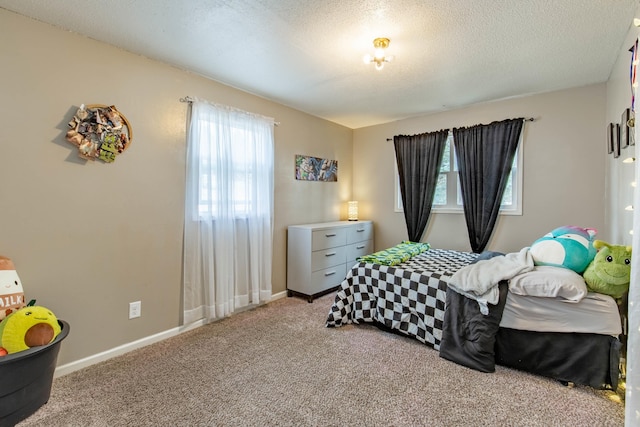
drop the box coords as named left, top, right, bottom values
left=348, top=201, right=358, bottom=221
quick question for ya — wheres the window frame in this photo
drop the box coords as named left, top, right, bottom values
left=394, top=133, right=523, bottom=216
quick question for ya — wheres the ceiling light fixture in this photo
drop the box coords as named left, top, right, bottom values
left=363, top=38, right=394, bottom=70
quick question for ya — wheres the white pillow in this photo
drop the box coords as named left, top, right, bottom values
left=508, top=266, right=587, bottom=302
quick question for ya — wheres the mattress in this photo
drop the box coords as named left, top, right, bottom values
left=499, top=291, right=622, bottom=335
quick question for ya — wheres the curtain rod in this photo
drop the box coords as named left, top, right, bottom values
left=385, top=117, right=535, bottom=141
left=180, top=96, right=280, bottom=126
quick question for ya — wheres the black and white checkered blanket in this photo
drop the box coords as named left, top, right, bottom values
left=326, top=249, right=478, bottom=350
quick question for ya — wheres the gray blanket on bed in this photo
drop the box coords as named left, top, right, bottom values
left=445, top=247, right=533, bottom=314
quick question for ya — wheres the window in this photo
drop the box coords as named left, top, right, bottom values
left=183, top=100, right=274, bottom=322
left=395, top=132, right=523, bottom=215
left=196, top=119, right=272, bottom=219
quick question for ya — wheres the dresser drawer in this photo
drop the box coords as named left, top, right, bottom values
left=311, top=245, right=347, bottom=271
left=347, top=222, right=373, bottom=244
left=312, top=228, right=347, bottom=251
left=347, top=239, right=373, bottom=266
left=311, top=263, right=347, bottom=292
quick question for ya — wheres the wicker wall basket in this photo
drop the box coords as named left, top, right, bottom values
left=65, top=104, right=132, bottom=163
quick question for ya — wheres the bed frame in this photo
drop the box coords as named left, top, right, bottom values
left=327, top=249, right=622, bottom=389
left=495, top=328, right=620, bottom=389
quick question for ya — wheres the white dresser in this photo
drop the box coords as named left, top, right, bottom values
left=287, top=220, right=374, bottom=302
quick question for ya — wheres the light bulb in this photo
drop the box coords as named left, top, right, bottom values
left=626, top=205, right=634, bottom=211
left=623, top=157, right=636, bottom=163
left=632, top=181, right=637, bottom=188
left=365, top=38, right=392, bottom=70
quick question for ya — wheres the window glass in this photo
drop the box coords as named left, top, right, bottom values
left=198, top=124, right=270, bottom=218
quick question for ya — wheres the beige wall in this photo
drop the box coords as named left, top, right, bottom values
left=0, top=9, right=352, bottom=366
left=353, top=84, right=607, bottom=254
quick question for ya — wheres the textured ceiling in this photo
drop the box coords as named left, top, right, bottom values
left=1, top=0, right=638, bottom=129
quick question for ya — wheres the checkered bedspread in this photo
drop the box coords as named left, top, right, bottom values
left=326, top=249, right=478, bottom=350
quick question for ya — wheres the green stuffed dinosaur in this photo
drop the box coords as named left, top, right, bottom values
left=582, top=240, right=632, bottom=299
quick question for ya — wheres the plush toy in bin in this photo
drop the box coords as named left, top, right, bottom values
left=0, top=302, right=61, bottom=355
left=583, top=240, right=632, bottom=299
left=0, top=255, right=26, bottom=321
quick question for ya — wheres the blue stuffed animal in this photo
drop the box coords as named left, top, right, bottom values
left=529, top=225, right=597, bottom=274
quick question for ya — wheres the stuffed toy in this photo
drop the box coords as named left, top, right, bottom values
left=529, top=225, right=597, bottom=274
left=583, top=240, right=632, bottom=299
left=0, top=304, right=61, bottom=354
left=0, top=255, right=26, bottom=322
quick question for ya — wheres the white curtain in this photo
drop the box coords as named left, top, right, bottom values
left=183, top=98, right=274, bottom=324
left=628, top=141, right=639, bottom=424
left=627, top=99, right=640, bottom=424
left=626, top=38, right=639, bottom=426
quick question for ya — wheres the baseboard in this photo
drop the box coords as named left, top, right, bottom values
left=271, top=290, right=287, bottom=301
left=54, top=291, right=288, bottom=378
left=53, top=326, right=182, bottom=378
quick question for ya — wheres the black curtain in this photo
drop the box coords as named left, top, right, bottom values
left=394, top=130, right=448, bottom=242
left=453, top=118, right=523, bottom=253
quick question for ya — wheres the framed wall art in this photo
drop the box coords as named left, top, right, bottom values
left=295, top=154, right=338, bottom=181
left=629, top=110, right=635, bottom=146
left=621, top=108, right=632, bottom=148
left=614, top=123, right=621, bottom=158
left=607, top=123, right=615, bottom=154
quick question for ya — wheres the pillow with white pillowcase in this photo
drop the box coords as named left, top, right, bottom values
left=508, top=265, right=588, bottom=302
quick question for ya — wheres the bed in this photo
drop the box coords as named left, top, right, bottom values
left=326, top=247, right=622, bottom=390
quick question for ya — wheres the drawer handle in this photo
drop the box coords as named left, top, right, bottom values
left=325, top=233, right=337, bottom=237
left=356, top=229, right=365, bottom=232
left=324, top=271, right=336, bottom=276
left=325, top=252, right=336, bottom=257
left=356, top=245, right=365, bottom=249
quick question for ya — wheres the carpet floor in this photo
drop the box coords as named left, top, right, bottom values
left=17, top=293, right=625, bottom=426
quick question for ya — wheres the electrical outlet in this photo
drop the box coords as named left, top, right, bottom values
left=129, top=301, right=141, bottom=319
